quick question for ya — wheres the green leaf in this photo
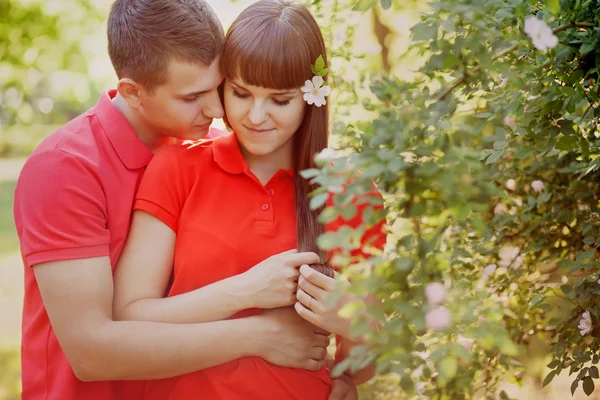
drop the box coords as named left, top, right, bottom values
left=486, top=149, right=504, bottom=164
left=314, top=55, right=325, bottom=72
left=299, top=168, right=320, bottom=179
left=400, top=375, right=415, bottom=395
left=581, top=138, right=590, bottom=158
left=572, top=379, right=579, bottom=395
left=494, top=141, right=508, bottom=150
left=352, top=0, right=377, bottom=11
left=584, top=236, right=596, bottom=245
left=580, top=42, right=596, bottom=55
left=556, top=135, right=578, bottom=151
left=380, top=0, right=392, bottom=8
left=543, top=370, right=556, bottom=387
left=317, top=232, right=339, bottom=251
left=591, top=366, right=599, bottom=379
left=410, top=22, right=437, bottom=42
left=545, top=0, right=560, bottom=14
left=560, top=284, right=572, bottom=294
left=317, top=68, right=328, bottom=76
left=583, top=376, right=595, bottom=396
left=310, top=192, right=329, bottom=210
left=438, top=356, right=458, bottom=380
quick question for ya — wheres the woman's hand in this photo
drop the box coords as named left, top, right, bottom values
left=294, top=265, right=355, bottom=339
left=240, top=250, right=320, bottom=309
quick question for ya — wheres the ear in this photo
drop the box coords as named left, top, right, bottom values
left=116, top=78, right=143, bottom=109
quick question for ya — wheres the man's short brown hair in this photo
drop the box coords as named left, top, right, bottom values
left=108, top=0, right=224, bottom=90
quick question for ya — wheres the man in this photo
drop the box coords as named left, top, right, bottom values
left=14, top=0, right=356, bottom=399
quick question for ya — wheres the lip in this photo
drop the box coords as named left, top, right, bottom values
left=245, top=125, right=273, bottom=135
left=194, top=121, right=212, bottom=130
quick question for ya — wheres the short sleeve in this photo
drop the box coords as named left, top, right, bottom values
left=325, top=186, right=386, bottom=260
left=14, top=150, right=110, bottom=266
left=134, top=146, right=186, bottom=232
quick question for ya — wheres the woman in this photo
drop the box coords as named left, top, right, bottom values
left=113, top=1, right=385, bottom=399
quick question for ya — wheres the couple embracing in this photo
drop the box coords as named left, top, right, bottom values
left=14, top=1, right=386, bottom=399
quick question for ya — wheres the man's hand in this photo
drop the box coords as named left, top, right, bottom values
left=326, top=356, right=359, bottom=400
left=256, top=307, right=330, bottom=371
left=329, top=374, right=359, bottom=400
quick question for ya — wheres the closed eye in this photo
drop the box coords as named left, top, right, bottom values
left=273, top=99, right=290, bottom=106
left=232, top=89, right=249, bottom=99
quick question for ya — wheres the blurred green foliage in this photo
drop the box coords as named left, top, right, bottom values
left=0, top=0, right=109, bottom=156
left=0, top=181, right=18, bottom=256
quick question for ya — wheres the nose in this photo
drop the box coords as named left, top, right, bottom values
left=248, top=100, right=268, bottom=126
left=203, top=89, right=224, bottom=119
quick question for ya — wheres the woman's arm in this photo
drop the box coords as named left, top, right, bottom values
left=113, top=210, right=321, bottom=324
left=113, top=210, right=249, bottom=323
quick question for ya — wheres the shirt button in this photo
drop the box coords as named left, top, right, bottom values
left=267, top=189, right=275, bottom=196
left=261, top=203, right=269, bottom=211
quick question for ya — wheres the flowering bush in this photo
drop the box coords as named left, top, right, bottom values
left=308, top=0, right=600, bottom=397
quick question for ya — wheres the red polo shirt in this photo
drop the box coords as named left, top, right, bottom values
left=134, top=133, right=385, bottom=400
left=14, top=90, right=152, bottom=400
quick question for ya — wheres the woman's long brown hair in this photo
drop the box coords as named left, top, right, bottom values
left=220, top=0, right=333, bottom=277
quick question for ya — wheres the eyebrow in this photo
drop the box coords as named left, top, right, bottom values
left=230, top=81, right=297, bottom=96
left=179, top=89, right=211, bottom=97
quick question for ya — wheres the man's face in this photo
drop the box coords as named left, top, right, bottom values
left=139, top=57, right=224, bottom=141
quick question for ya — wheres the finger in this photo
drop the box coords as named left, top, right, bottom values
left=275, top=249, right=298, bottom=256
left=314, top=332, right=331, bottom=348
left=308, top=346, right=328, bottom=361
left=299, top=264, right=337, bottom=292
left=298, top=274, right=328, bottom=302
left=285, top=266, right=301, bottom=281
left=304, top=358, right=326, bottom=372
left=328, top=378, right=352, bottom=400
left=294, top=301, right=320, bottom=327
left=297, top=288, right=325, bottom=314
left=324, top=354, right=336, bottom=370
left=285, top=252, right=321, bottom=267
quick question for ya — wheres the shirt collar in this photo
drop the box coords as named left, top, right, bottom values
left=93, top=90, right=154, bottom=170
left=212, top=132, right=247, bottom=174
left=212, top=133, right=294, bottom=178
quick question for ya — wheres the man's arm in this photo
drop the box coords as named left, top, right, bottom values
left=35, top=257, right=328, bottom=381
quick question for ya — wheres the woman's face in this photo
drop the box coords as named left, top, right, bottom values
left=224, top=79, right=305, bottom=165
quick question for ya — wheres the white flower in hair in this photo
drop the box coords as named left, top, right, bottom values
left=302, top=75, right=331, bottom=107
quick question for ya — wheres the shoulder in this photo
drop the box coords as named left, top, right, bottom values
left=26, top=110, right=102, bottom=173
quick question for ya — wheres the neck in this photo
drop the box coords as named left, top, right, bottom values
left=242, top=142, right=293, bottom=186
left=112, top=93, right=173, bottom=153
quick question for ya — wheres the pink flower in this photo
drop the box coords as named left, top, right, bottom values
left=498, top=246, right=523, bottom=269
left=494, top=203, right=507, bottom=215
left=531, top=180, right=544, bottom=193
left=457, top=335, right=474, bottom=351
left=505, top=179, right=516, bottom=191
left=504, top=116, right=517, bottom=128
left=425, top=282, right=445, bottom=305
left=579, top=311, right=592, bottom=336
left=482, top=264, right=497, bottom=280
left=425, top=307, right=451, bottom=331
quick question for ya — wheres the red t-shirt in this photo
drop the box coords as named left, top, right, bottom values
left=134, top=133, right=385, bottom=400
left=14, top=90, right=153, bottom=400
